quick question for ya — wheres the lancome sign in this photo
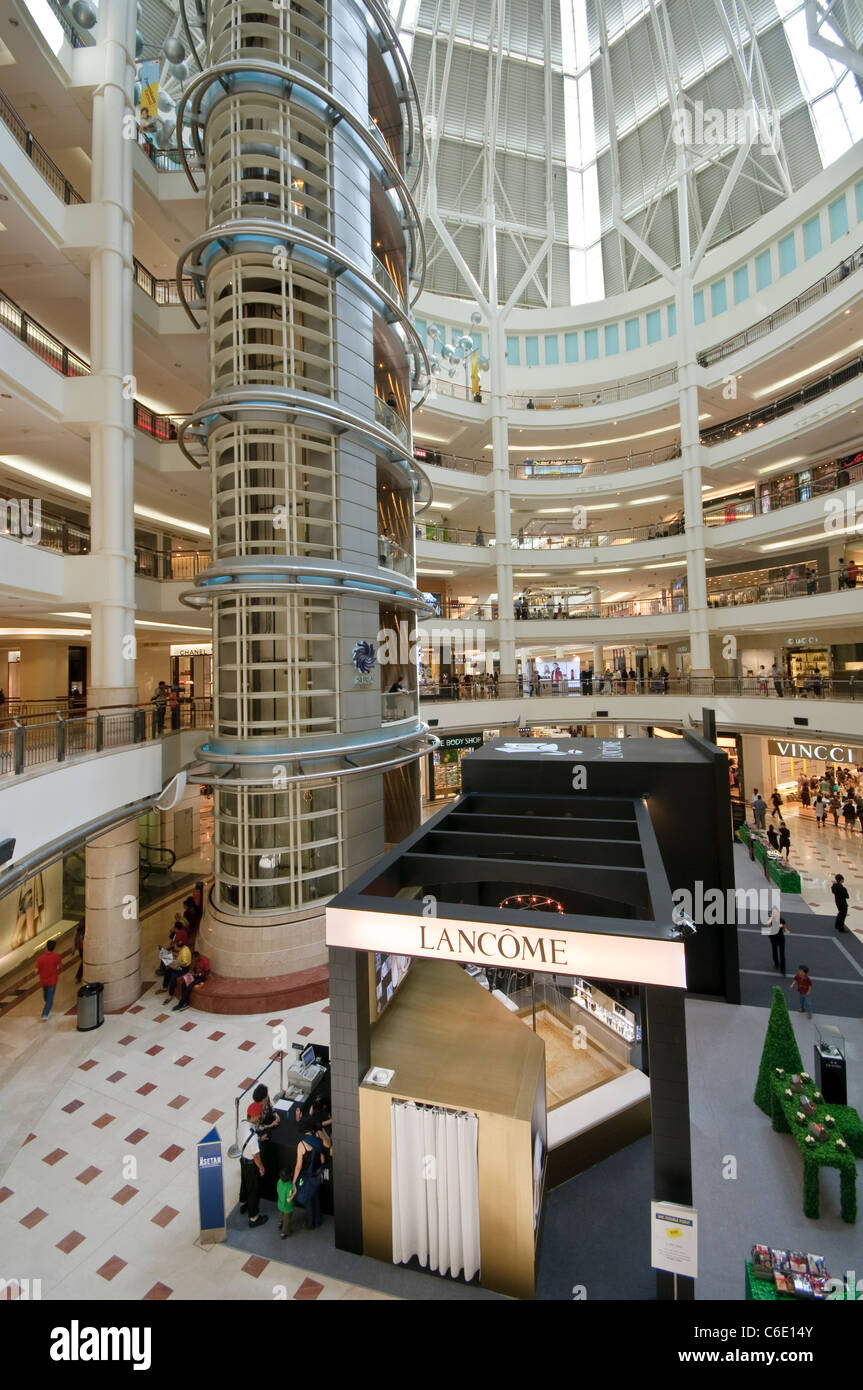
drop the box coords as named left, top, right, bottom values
left=325, top=906, right=687, bottom=987
left=768, top=740, right=859, bottom=763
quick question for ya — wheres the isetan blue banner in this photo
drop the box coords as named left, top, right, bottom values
left=197, top=1127, right=225, bottom=1242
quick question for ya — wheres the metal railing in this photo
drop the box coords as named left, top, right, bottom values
left=699, top=246, right=863, bottom=368
left=374, top=393, right=410, bottom=449
left=414, top=442, right=683, bottom=481
left=0, top=699, right=213, bottom=779
left=701, top=354, right=863, bottom=446
left=371, top=253, right=407, bottom=310
left=0, top=496, right=209, bottom=577
left=0, top=88, right=83, bottom=205
left=377, top=536, right=413, bottom=576
left=381, top=689, right=419, bottom=723
left=418, top=520, right=686, bottom=548
left=509, top=367, right=679, bottom=410
left=45, top=0, right=88, bottom=47
left=706, top=565, right=854, bottom=608
left=135, top=129, right=188, bottom=172
left=420, top=674, right=863, bottom=703
left=133, top=258, right=195, bottom=307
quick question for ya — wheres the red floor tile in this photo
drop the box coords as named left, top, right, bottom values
left=42, top=1148, right=67, bottom=1166
left=321, top=1006, right=330, bottom=1014
left=61, top=1100, right=84, bottom=1114
left=143, top=1282, right=173, bottom=1300
left=208, top=1031, right=225, bottom=1041
left=19, top=1209, right=47, bottom=1228
left=239, top=1077, right=254, bottom=1089
left=202, top=1109, right=223, bottom=1124
left=206, top=1066, right=224, bottom=1079
left=151, top=1206, right=178, bottom=1228
left=78, top=1060, right=97, bottom=1072
left=160, top=1144, right=183, bottom=1162
left=137, top=1083, right=156, bottom=1097
left=153, top=1014, right=169, bottom=1023
left=118, top=1035, right=136, bottom=1046
left=297, top=1026, right=313, bottom=1037
left=76, top=1166, right=102, bottom=1185
left=112, top=1186, right=138, bottom=1205
left=174, top=1055, right=193, bottom=1067
left=92, top=1114, right=114, bottom=1129
left=145, top=1045, right=163, bottom=1057
left=125, top=1128, right=148, bottom=1145
left=0, top=1187, right=13, bottom=1203
left=238, top=1040, right=256, bottom=1051
left=266, top=1019, right=283, bottom=1027
left=128, top=1005, right=144, bottom=1014
left=23, top=1133, right=36, bottom=1145
left=294, top=1277, right=324, bottom=1300
left=56, top=1231, right=85, bottom=1254
left=168, top=1096, right=188, bottom=1110
left=106, top=1071, right=126, bottom=1084
left=180, top=1021, right=196, bottom=1031
left=242, top=1255, right=269, bottom=1278
left=96, top=1255, right=127, bottom=1282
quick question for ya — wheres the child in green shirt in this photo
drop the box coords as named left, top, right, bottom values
left=277, top=1168, right=295, bottom=1238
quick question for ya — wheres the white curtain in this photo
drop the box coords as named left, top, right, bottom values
left=391, top=1100, right=480, bottom=1282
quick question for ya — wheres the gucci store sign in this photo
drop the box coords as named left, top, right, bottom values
left=768, top=740, right=859, bottom=763
left=325, top=906, right=686, bottom=987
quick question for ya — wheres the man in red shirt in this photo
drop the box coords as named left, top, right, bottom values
left=36, top=939, right=63, bottom=1020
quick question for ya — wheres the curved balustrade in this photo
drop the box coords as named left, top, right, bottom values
left=0, top=499, right=209, bottom=578
left=378, top=535, right=413, bottom=577
left=414, top=444, right=681, bottom=480
left=701, top=354, right=863, bottom=446
left=372, top=254, right=407, bottom=312
left=698, top=246, right=863, bottom=368
left=420, top=675, right=863, bottom=703
left=707, top=566, right=852, bottom=608
left=374, top=393, right=411, bottom=449
left=0, top=698, right=213, bottom=779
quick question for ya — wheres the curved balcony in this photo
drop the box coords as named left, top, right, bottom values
left=371, top=252, right=408, bottom=314
left=416, top=443, right=681, bottom=482
left=0, top=699, right=213, bottom=781
left=381, top=689, right=419, bottom=724
left=706, top=565, right=852, bottom=609
left=420, top=674, right=863, bottom=704
left=378, top=535, right=413, bottom=577
left=701, top=354, right=863, bottom=447
left=374, top=393, right=411, bottom=450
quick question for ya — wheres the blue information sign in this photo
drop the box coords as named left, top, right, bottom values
left=197, top=1126, right=226, bottom=1242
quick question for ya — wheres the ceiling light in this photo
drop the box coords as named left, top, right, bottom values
left=0, top=457, right=210, bottom=536
left=489, top=423, right=675, bottom=452
left=417, top=569, right=455, bottom=576
left=752, top=338, right=863, bottom=397
left=756, top=456, right=804, bottom=476
left=575, top=567, right=632, bottom=575
left=760, top=530, right=854, bottom=552
left=648, top=562, right=683, bottom=570
left=628, top=495, right=671, bottom=506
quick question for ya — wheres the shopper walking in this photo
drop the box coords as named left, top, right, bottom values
left=237, top=1104, right=268, bottom=1229
left=778, top=822, right=791, bottom=859
left=832, top=873, right=850, bottom=933
left=752, top=790, right=767, bottom=829
left=829, top=793, right=841, bottom=827
left=36, top=938, right=63, bottom=1021
left=151, top=680, right=168, bottom=734
left=813, top=795, right=827, bottom=828
left=770, top=788, right=784, bottom=822
left=800, top=782, right=811, bottom=810
left=789, top=965, right=813, bottom=1014
left=770, top=663, right=783, bottom=697
left=293, top=1118, right=331, bottom=1230
left=764, top=908, right=787, bottom=975
left=842, top=796, right=857, bottom=831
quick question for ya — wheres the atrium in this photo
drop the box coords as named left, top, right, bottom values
left=0, top=0, right=862, bottom=1324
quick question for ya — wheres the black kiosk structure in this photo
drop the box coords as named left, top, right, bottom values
left=326, top=733, right=739, bottom=1298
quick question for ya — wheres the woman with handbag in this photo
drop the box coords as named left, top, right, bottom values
left=292, top=1118, right=331, bottom=1229
left=763, top=907, right=788, bottom=975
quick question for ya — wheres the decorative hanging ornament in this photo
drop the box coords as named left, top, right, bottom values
left=135, top=28, right=143, bottom=58
left=163, top=35, right=186, bottom=64
left=167, top=61, right=189, bottom=84
left=70, top=0, right=97, bottom=27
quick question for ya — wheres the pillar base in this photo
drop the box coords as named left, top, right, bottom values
left=190, top=965, right=329, bottom=1015
left=87, top=686, right=139, bottom=711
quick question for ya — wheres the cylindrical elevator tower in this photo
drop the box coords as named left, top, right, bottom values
left=177, top=0, right=433, bottom=1009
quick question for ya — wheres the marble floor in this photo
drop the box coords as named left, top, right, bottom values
left=768, top=807, right=863, bottom=934
left=0, top=891, right=389, bottom=1303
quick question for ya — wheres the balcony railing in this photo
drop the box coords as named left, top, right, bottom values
left=371, top=253, right=407, bottom=310
left=701, top=354, right=863, bottom=446
left=0, top=88, right=83, bottom=205
left=0, top=499, right=209, bottom=578
left=418, top=520, right=686, bottom=548
left=706, top=566, right=853, bottom=608
left=381, top=689, right=419, bottom=723
left=133, top=258, right=195, bottom=307
left=0, top=699, right=213, bottom=779
left=374, top=394, right=410, bottom=449
left=508, top=367, right=679, bottom=411
left=429, top=595, right=686, bottom=622
left=414, top=443, right=682, bottom=481
left=420, top=675, right=863, bottom=703
left=699, top=246, right=863, bottom=368
left=377, top=536, right=413, bottom=577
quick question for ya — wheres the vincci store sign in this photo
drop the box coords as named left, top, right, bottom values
left=768, top=740, right=860, bottom=763
left=325, top=907, right=686, bottom=987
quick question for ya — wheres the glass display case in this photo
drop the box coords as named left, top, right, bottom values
left=571, top=978, right=641, bottom=1043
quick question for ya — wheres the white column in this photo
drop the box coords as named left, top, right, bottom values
left=88, top=0, right=137, bottom=709
left=84, top=818, right=140, bottom=1010
left=592, top=644, right=604, bottom=672
left=675, top=153, right=711, bottom=676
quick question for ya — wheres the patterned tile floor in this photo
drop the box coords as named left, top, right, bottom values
left=775, top=807, right=863, bottom=932
left=0, top=894, right=391, bottom=1302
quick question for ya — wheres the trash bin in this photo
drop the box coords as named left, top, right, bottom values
left=77, top=982, right=104, bottom=1032
left=814, top=1022, right=847, bottom=1105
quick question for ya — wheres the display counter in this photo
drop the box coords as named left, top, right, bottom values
left=736, top=825, right=802, bottom=893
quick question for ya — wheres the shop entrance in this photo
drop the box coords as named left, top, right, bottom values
left=67, top=645, right=87, bottom=711
left=784, top=648, right=830, bottom=689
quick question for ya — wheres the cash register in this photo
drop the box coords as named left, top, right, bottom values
left=282, top=1043, right=327, bottom=1103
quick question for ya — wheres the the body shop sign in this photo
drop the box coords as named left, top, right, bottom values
left=325, top=906, right=686, bottom=987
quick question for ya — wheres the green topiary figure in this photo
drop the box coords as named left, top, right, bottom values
left=754, top=986, right=804, bottom=1116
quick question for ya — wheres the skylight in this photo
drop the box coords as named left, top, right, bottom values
left=774, top=0, right=863, bottom=162
left=560, top=0, right=604, bottom=306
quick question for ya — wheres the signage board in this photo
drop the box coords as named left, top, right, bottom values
left=767, top=740, right=859, bottom=763
left=440, top=732, right=484, bottom=752
left=197, top=1126, right=226, bottom=1244
left=651, top=1200, right=698, bottom=1278
left=326, top=906, right=686, bottom=987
